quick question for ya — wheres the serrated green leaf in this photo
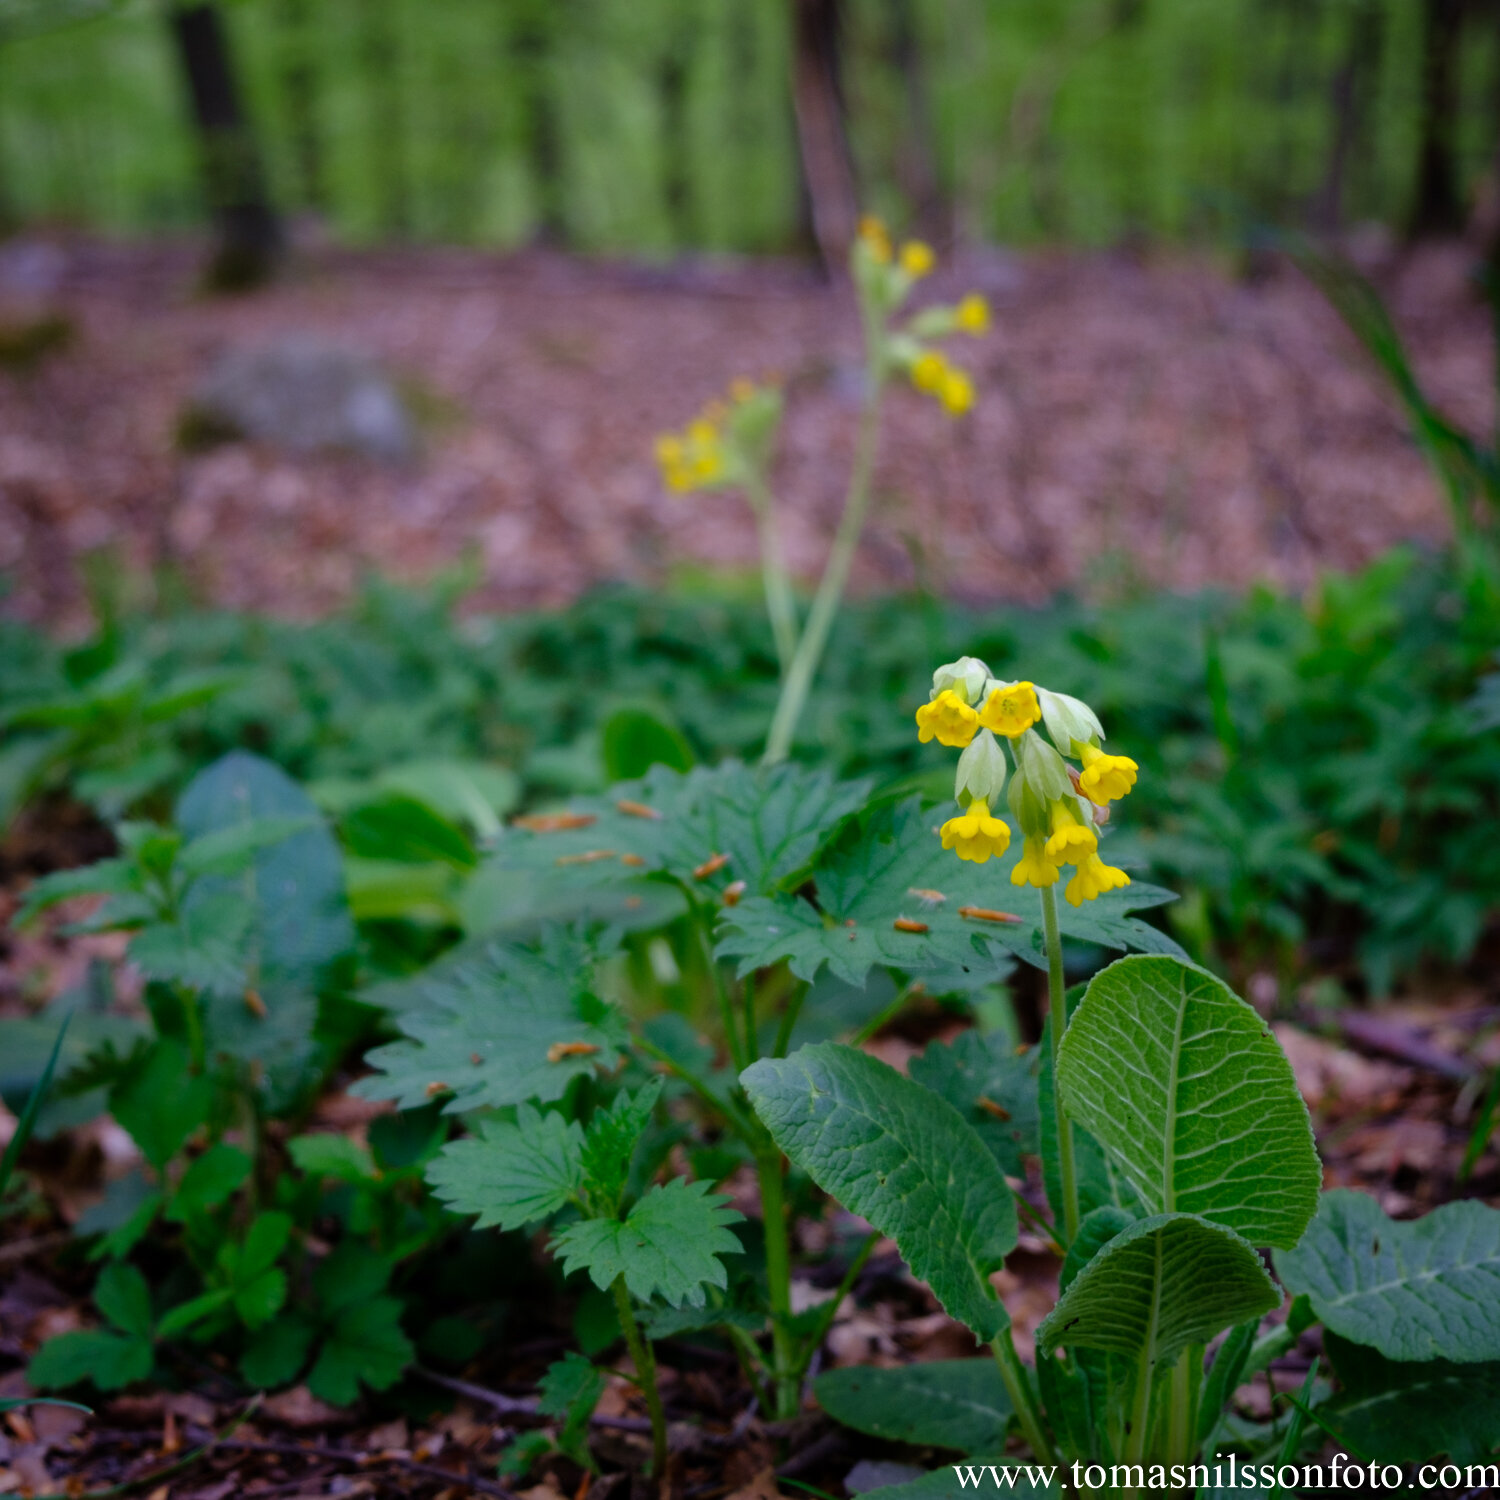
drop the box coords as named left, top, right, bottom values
left=165, top=1144, right=251, bottom=1223
left=1036, top=1213, right=1280, bottom=1366
left=314, top=1241, right=394, bottom=1316
left=109, top=1040, right=211, bottom=1171
left=233, top=1269, right=287, bottom=1328
left=176, top=816, right=316, bottom=879
left=580, top=1079, right=662, bottom=1206
left=909, top=1030, right=1039, bottom=1177
left=741, top=1043, right=1016, bottom=1341
left=355, top=937, right=629, bottom=1113
left=241, top=1311, right=318, bottom=1390
left=95, top=1261, right=153, bottom=1339
left=1319, top=1329, right=1500, bottom=1464
left=156, top=1289, right=234, bottom=1338
left=715, top=799, right=1180, bottom=988
left=551, top=1178, right=743, bottom=1308
left=1057, top=956, right=1320, bottom=1249
left=128, top=894, right=255, bottom=992
left=15, top=859, right=140, bottom=928
left=426, top=1106, right=584, bottom=1229
left=814, top=1359, right=1013, bottom=1455
left=493, top=760, right=869, bottom=901
left=228, top=1211, right=293, bottom=1286
left=1275, top=1189, right=1500, bottom=1362
left=307, top=1296, right=413, bottom=1406
left=28, top=1329, right=153, bottom=1392
left=538, top=1351, right=606, bottom=1468
left=288, top=1132, right=378, bottom=1183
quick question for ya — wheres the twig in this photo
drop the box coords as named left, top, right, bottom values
left=1336, top=1012, right=1477, bottom=1080
left=216, top=1439, right=519, bottom=1498
left=414, top=1363, right=655, bottom=1434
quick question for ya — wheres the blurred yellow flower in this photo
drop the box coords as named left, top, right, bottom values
left=900, top=241, right=935, bottom=278
left=912, top=351, right=947, bottom=393
left=858, top=215, right=892, bottom=265
left=940, top=799, right=1011, bottom=863
left=915, top=689, right=980, bottom=747
left=939, top=368, right=974, bottom=416
left=978, top=681, right=1040, bottom=738
left=956, top=294, right=990, bottom=334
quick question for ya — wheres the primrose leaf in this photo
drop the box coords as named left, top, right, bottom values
left=1036, top=1213, right=1279, bottom=1367
left=426, top=1106, right=585, bottom=1230
left=307, top=1296, right=414, bottom=1407
left=908, top=1030, right=1039, bottom=1177
left=715, top=798, right=1180, bottom=988
left=1319, top=1329, right=1500, bottom=1464
left=355, top=936, right=628, bottom=1112
left=550, top=1178, right=743, bottom=1308
left=814, top=1359, right=1013, bottom=1455
left=856, top=1464, right=1058, bottom=1498
left=28, top=1329, right=153, bottom=1392
left=742, top=1042, right=1016, bottom=1342
left=538, top=1351, right=606, bottom=1468
left=164, top=1143, right=251, bottom=1223
left=1274, top=1190, right=1500, bottom=1362
left=580, top=1079, right=662, bottom=1205
left=1056, top=955, right=1320, bottom=1250
left=491, top=760, right=869, bottom=900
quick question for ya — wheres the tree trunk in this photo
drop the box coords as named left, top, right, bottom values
left=789, top=0, right=859, bottom=274
left=1408, top=0, right=1468, bottom=239
left=1311, top=0, right=1383, bottom=233
left=275, top=0, right=323, bottom=212
left=885, top=0, right=949, bottom=243
left=507, top=0, right=567, bottom=245
left=168, top=1, right=281, bottom=289
left=359, top=0, right=408, bottom=236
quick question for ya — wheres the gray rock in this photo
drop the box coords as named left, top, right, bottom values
left=845, top=1459, right=929, bottom=1494
left=187, top=335, right=416, bottom=462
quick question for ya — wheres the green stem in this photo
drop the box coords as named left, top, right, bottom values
left=1040, top=883, right=1080, bottom=1244
left=612, top=1274, right=668, bottom=1477
left=792, top=1230, right=879, bottom=1385
left=1167, top=1345, right=1200, bottom=1467
left=990, top=1333, right=1058, bottom=1468
left=744, top=469, right=799, bottom=676
left=1125, top=1348, right=1154, bottom=1484
left=755, top=1142, right=799, bottom=1420
left=772, top=981, right=808, bottom=1058
left=742, top=970, right=760, bottom=1066
left=633, top=1038, right=757, bottom=1142
left=762, top=374, right=884, bottom=764
left=699, top=915, right=744, bottom=1074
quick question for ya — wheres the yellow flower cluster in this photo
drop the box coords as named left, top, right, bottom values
left=654, top=379, right=784, bottom=495
left=913, top=661, right=1140, bottom=905
left=911, top=351, right=975, bottom=416
left=655, top=413, right=727, bottom=493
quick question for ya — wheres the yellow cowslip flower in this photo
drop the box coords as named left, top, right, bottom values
left=940, top=799, right=1011, bottom=864
left=915, top=689, right=980, bottom=748
left=956, top=293, right=991, bottom=334
left=1065, top=852, right=1131, bottom=906
left=859, top=215, right=892, bottom=265
left=1078, top=743, right=1139, bottom=805
left=900, top=241, right=935, bottom=278
left=939, top=368, right=974, bottom=416
left=978, top=681, right=1040, bottom=738
left=1011, top=835, right=1061, bottom=888
left=912, top=350, right=947, bottom=393
left=1045, top=800, right=1097, bottom=866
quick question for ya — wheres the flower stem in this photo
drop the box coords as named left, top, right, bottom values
left=612, top=1274, right=668, bottom=1477
left=762, top=376, right=884, bottom=765
left=755, top=1141, right=800, bottom=1420
left=1040, top=882, right=1080, bottom=1244
left=744, top=469, right=799, bottom=676
left=990, top=1332, right=1058, bottom=1468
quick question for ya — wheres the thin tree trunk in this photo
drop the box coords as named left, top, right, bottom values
left=789, top=0, right=859, bottom=274
left=275, top=0, right=323, bottom=212
left=885, top=0, right=948, bottom=243
left=657, top=1, right=694, bottom=248
left=167, top=1, right=281, bottom=289
left=508, top=0, right=566, bottom=245
left=1312, top=0, right=1382, bottom=233
left=1409, top=0, right=1468, bottom=238
left=359, top=0, right=408, bottom=236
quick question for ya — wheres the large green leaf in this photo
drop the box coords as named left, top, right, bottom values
left=355, top=934, right=628, bottom=1112
left=550, top=1178, right=743, bottom=1308
left=742, top=1043, right=1016, bottom=1342
left=716, top=799, right=1181, bottom=988
left=860, top=1463, right=1058, bottom=1498
left=490, top=760, right=869, bottom=902
left=1036, top=1213, right=1279, bottom=1366
left=426, top=1106, right=584, bottom=1228
left=814, top=1359, right=1012, bottom=1455
left=1275, top=1190, right=1500, bottom=1363
left=1056, top=956, right=1319, bottom=1250
left=908, top=1030, right=1039, bottom=1177
left=1319, top=1330, right=1500, bottom=1464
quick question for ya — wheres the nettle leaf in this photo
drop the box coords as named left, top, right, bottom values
left=814, top=1359, right=1013, bottom=1455
left=1036, top=1213, right=1279, bottom=1367
left=128, top=894, right=255, bottom=992
left=1319, top=1329, right=1500, bottom=1464
left=426, top=1106, right=585, bottom=1229
left=742, top=1043, right=1016, bottom=1342
left=356, top=936, right=628, bottom=1113
left=492, top=760, right=869, bottom=901
left=1056, top=956, right=1320, bottom=1250
left=909, top=1030, right=1039, bottom=1177
left=1275, top=1190, right=1500, bottom=1362
left=551, top=1178, right=743, bottom=1308
left=716, top=799, right=1180, bottom=988
left=288, top=1133, right=377, bottom=1184
left=538, top=1351, right=606, bottom=1468
left=16, top=858, right=141, bottom=928
left=579, top=1079, right=662, bottom=1205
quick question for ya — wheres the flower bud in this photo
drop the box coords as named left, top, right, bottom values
left=1037, top=687, right=1104, bottom=752
left=954, top=729, right=1007, bottom=806
left=931, top=656, right=991, bottom=706
left=1014, top=728, right=1071, bottom=803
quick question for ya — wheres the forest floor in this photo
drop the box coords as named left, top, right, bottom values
left=0, top=233, right=1489, bottom=631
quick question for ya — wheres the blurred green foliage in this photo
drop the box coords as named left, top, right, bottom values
left=3, top=544, right=1495, bottom=994
left=1, top=0, right=1496, bottom=248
